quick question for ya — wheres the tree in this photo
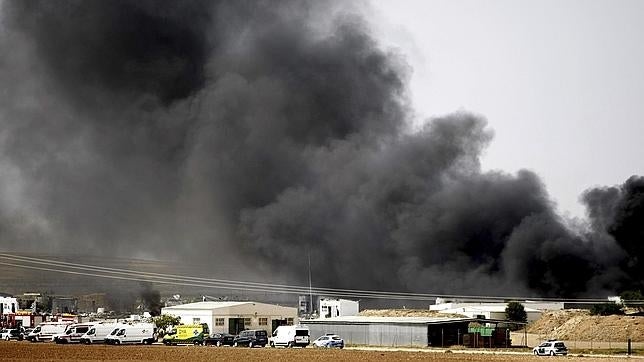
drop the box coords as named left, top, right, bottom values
left=620, top=290, right=644, bottom=309
left=153, top=314, right=181, bottom=335
left=590, top=302, right=624, bottom=316
left=505, top=301, right=527, bottom=330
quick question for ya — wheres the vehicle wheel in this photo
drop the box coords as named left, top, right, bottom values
left=216, top=341, right=222, bottom=347
left=533, top=350, right=538, bottom=355
left=288, top=341, right=294, bottom=348
left=270, top=341, right=275, bottom=348
left=116, top=340, right=121, bottom=345
left=5, top=336, right=9, bottom=341
left=35, top=336, right=40, bottom=343
left=233, top=342, right=238, bottom=347
left=549, top=351, right=555, bottom=356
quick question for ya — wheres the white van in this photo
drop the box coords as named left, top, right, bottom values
left=80, top=323, right=122, bottom=344
left=269, top=325, right=310, bottom=348
left=27, top=322, right=72, bottom=342
left=53, top=323, right=97, bottom=344
left=105, top=323, right=156, bottom=345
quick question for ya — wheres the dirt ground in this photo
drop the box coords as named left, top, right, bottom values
left=0, top=342, right=636, bottom=362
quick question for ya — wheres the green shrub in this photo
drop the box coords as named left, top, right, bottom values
left=589, top=302, right=624, bottom=316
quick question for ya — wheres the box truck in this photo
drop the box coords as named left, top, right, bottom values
left=162, top=323, right=209, bottom=345
left=105, top=323, right=156, bottom=345
left=27, top=322, right=72, bottom=342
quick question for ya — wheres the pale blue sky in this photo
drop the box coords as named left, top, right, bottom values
left=371, top=0, right=644, bottom=218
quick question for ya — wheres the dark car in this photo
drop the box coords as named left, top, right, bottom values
left=233, top=329, right=268, bottom=348
left=204, top=333, right=235, bottom=347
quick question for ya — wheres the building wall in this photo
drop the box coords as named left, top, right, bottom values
left=0, top=296, right=18, bottom=314
left=319, top=299, right=359, bottom=318
left=161, top=303, right=297, bottom=335
left=303, top=323, right=428, bottom=347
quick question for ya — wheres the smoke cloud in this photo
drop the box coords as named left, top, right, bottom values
left=0, top=0, right=642, bottom=298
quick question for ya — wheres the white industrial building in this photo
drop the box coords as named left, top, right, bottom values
left=318, top=298, right=359, bottom=319
left=0, top=293, right=19, bottom=328
left=0, top=294, right=18, bottom=314
left=161, top=301, right=298, bottom=335
left=431, top=302, right=543, bottom=323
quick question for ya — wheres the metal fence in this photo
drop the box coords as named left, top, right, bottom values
left=512, top=331, right=644, bottom=351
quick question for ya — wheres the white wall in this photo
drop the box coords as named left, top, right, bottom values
left=319, top=299, right=359, bottom=318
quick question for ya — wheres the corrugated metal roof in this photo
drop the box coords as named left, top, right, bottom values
left=302, top=316, right=475, bottom=325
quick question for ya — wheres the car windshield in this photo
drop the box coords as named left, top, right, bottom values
left=318, top=336, right=328, bottom=341
left=116, top=329, right=125, bottom=336
left=256, top=331, right=267, bottom=336
left=332, top=336, right=341, bottom=340
left=554, top=342, right=566, bottom=347
left=539, top=342, right=551, bottom=347
left=110, top=328, right=119, bottom=336
left=32, top=327, right=41, bottom=333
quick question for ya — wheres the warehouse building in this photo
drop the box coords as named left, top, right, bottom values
left=430, top=303, right=542, bottom=323
left=302, top=316, right=518, bottom=348
left=161, top=301, right=297, bottom=335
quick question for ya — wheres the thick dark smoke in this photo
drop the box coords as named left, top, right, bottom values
left=0, top=0, right=642, bottom=299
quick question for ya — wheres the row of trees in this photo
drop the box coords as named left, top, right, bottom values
left=505, top=290, right=644, bottom=323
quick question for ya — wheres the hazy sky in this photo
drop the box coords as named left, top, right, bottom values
left=371, top=0, right=644, bottom=218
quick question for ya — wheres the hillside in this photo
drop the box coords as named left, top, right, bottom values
left=528, top=309, right=644, bottom=342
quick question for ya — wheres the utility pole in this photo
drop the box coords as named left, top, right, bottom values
left=308, top=250, right=313, bottom=317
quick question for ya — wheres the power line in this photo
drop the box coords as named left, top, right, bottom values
left=0, top=253, right=640, bottom=304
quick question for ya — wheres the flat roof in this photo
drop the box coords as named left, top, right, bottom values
left=302, top=316, right=476, bottom=325
left=162, top=301, right=251, bottom=310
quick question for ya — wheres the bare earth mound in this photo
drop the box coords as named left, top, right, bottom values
left=528, top=309, right=644, bottom=342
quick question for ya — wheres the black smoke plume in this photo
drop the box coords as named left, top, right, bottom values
left=0, top=0, right=642, bottom=299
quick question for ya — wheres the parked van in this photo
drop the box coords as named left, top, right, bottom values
left=27, top=322, right=72, bottom=342
left=53, top=323, right=97, bottom=344
left=105, top=323, right=156, bottom=345
left=79, top=322, right=122, bottom=344
left=162, top=323, right=209, bottom=346
left=269, top=325, right=310, bottom=348
left=233, top=329, right=268, bottom=348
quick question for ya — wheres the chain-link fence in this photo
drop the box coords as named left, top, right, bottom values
left=512, top=331, right=643, bottom=352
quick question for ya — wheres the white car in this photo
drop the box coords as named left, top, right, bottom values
left=0, top=328, right=25, bottom=341
left=312, top=334, right=344, bottom=348
left=533, top=340, right=568, bottom=356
